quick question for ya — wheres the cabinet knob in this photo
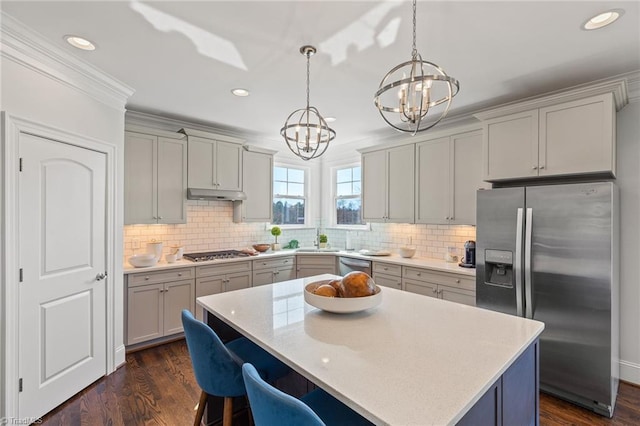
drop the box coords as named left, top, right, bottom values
left=284, top=260, right=289, bottom=263
left=456, top=279, right=460, bottom=283
left=158, top=216, right=163, bottom=220
left=263, top=262, right=267, bottom=265
left=433, top=289, right=438, bottom=294
left=539, top=165, right=545, bottom=170
left=383, top=267, right=388, bottom=270
left=397, top=282, right=401, bottom=288
left=532, top=166, right=538, bottom=170
left=417, top=272, right=421, bottom=276
left=178, top=273, right=182, bottom=277
left=145, top=276, right=150, bottom=280
left=445, top=217, right=449, bottom=220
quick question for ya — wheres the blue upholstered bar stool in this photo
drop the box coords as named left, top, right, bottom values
left=242, top=363, right=374, bottom=426
left=181, top=310, right=289, bottom=426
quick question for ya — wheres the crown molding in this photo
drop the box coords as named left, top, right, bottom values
left=474, top=73, right=633, bottom=121
left=0, top=12, right=133, bottom=111
left=625, top=71, right=640, bottom=103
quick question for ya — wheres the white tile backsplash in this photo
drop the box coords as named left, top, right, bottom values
left=124, top=201, right=475, bottom=262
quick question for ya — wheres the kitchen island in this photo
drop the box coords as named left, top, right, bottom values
left=197, top=274, right=544, bottom=425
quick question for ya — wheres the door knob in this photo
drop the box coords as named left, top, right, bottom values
left=96, top=272, right=107, bottom=281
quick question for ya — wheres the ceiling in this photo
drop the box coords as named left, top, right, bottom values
left=2, top=1, right=639, bottom=144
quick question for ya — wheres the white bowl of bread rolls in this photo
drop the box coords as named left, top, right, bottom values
left=304, top=272, right=382, bottom=313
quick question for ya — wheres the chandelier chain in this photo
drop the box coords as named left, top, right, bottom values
left=411, top=0, right=417, bottom=58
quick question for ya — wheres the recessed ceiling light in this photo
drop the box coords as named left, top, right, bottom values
left=64, top=35, right=96, bottom=50
left=325, top=116, right=336, bottom=122
left=582, top=9, right=624, bottom=30
left=231, top=88, right=250, bottom=97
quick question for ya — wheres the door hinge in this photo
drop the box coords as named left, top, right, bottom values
left=19, top=158, right=23, bottom=172
left=19, top=268, right=23, bottom=282
left=19, top=378, right=23, bottom=392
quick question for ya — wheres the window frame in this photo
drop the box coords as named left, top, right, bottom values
left=330, top=162, right=369, bottom=230
left=271, top=163, right=310, bottom=229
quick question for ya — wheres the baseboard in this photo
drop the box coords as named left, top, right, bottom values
left=620, top=359, right=640, bottom=385
left=115, top=344, right=126, bottom=368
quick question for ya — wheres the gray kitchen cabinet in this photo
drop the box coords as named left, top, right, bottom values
left=253, top=256, right=296, bottom=286
left=185, top=133, right=243, bottom=191
left=195, top=261, right=251, bottom=320
left=124, top=130, right=187, bottom=224
left=415, top=130, right=486, bottom=225
left=235, top=147, right=275, bottom=223
left=126, top=268, right=195, bottom=346
left=361, top=144, right=415, bottom=223
left=372, top=261, right=402, bottom=290
left=480, top=92, right=616, bottom=181
left=402, top=266, right=475, bottom=306
left=296, top=255, right=336, bottom=278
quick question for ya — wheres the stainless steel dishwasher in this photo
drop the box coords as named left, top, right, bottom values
left=338, top=256, right=372, bottom=276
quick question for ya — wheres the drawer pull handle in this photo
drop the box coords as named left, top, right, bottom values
left=383, top=267, right=388, bottom=270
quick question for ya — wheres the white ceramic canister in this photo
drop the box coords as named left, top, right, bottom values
left=147, top=240, right=164, bottom=262
left=172, top=245, right=185, bottom=260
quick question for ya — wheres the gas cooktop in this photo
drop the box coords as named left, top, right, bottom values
left=183, top=250, right=251, bottom=262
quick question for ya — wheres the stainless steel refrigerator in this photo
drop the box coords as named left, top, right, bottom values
left=476, top=182, right=619, bottom=417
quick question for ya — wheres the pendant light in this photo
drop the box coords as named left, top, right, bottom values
left=374, top=0, right=460, bottom=135
left=281, top=45, right=335, bottom=161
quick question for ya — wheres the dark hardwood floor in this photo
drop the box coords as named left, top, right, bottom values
left=40, top=339, right=640, bottom=425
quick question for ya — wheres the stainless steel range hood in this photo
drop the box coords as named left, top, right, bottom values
left=187, top=188, right=247, bottom=201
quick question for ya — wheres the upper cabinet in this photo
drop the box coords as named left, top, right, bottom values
left=415, top=130, right=487, bottom=225
left=477, top=89, right=623, bottom=182
left=235, top=147, right=275, bottom=223
left=362, top=144, right=415, bottom=223
left=125, top=130, right=187, bottom=225
left=181, top=128, right=244, bottom=191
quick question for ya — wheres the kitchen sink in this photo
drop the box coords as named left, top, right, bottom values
left=296, top=247, right=341, bottom=253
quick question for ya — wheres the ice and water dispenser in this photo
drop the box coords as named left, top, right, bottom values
left=484, top=249, right=514, bottom=288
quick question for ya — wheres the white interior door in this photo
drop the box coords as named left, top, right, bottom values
left=19, top=133, right=107, bottom=419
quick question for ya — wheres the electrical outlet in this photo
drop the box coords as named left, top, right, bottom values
left=132, top=239, right=140, bottom=250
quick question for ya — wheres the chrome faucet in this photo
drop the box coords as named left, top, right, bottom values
left=313, top=228, right=320, bottom=248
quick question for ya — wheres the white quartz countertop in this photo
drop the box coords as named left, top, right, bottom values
left=197, top=274, right=544, bottom=425
left=124, top=249, right=475, bottom=276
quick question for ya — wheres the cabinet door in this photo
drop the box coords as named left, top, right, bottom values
left=452, top=131, right=486, bottom=225
left=216, top=141, right=243, bottom=191
left=275, top=265, right=297, bottom=283
left=415, top=137, right=450, bottom=224
left=403, top=278, right=438, bottom=298
left=124, top=132, right=157, bottom=224
left=226, top=272, right=251, bottom=292
left=439, top=285, right=476, bottom=306
left=127, top=283, right=163, bottom=345
left=187, top=136, right=215, bottom=189
left=242, top=150, right=273, bottom=222
left=296, top=266, right=333, bottom=279
left=252, top=269, right=275, bottom=287
left=163, top=280, right=195, bottom=336
left=157, top=137, right=187, bottom=224
left=539, top=93, right=615, bottom=177
left=195, top=276, right=224, bottom=320
left=484, top=110, right=539, bottom=181
left=387, top=144, right=415, bottom=223
left=372, top=273, right=402, bottom=290
left=362, top=150, right=387, bottom=222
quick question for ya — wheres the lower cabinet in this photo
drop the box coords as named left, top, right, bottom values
left=372, top=261, right=402, bottom=290
left=195, top=261, right=252, bottom=320
left=402, top=266, right=475, bottom=306
left=126, top=268, right=195, bottom=346
left=296, top=255, right=336, bottom=278
left=253, top=256, right=296, bottom=286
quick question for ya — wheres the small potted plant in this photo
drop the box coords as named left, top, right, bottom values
left=318, top=234, right=328, bottom=249
left=271, top=226, right=282, bottom=251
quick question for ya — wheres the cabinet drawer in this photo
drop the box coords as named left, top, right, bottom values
left=296, top=255, right=336, bottom=267
left=197, top=261, right=251, bottom=278
left=404, top=278, right=438, bottom=297
left=373, top=262, right=402, bottom=277
left=372, top=272, right=402, bottom=289
left=403, top=267, right=474, bottom=291
left=253, top=256, right=295, bottom=270
left=128, top=267, right=194, bottom=287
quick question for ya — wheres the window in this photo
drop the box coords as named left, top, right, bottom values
left=335, top=166, right=362, bottom=225
left=273, top=166, right=306, bottom=225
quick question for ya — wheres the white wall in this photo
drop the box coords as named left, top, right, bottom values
left=616, top=100, right=640, bottom=384
left=1, top=14, right=131, bottom=418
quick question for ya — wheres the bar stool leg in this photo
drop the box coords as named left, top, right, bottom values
left=223, top=397, right=233, bottom=426
left=194, top=390, right=207, bottom=426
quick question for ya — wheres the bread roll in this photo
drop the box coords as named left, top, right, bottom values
left=313, top=284, right=338, bottom=297
left=341, top=271, right=376, bottom=297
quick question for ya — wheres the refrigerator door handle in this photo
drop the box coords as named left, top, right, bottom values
left=515, top=208, right=524, bottom=317
left=524, top=208, right=533, bottom=318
